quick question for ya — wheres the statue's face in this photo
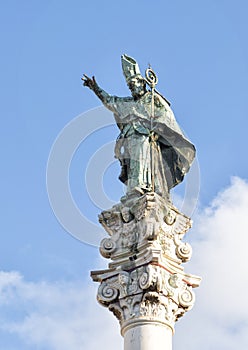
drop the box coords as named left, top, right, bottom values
left=164, top=210, right=176, bottom=225
left=128, top=77, right=146, bottom=98
left=121, top=208, right=132, bottom=223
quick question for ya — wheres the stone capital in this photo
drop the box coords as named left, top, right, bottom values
left=91, top=193, right=201, bottom=334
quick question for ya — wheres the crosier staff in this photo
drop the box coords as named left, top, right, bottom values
left=145, top=67, right=158, bottom=193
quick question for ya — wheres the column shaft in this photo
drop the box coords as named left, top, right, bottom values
left=123, top=324, right=172, bottom=350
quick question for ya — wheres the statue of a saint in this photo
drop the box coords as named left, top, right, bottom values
left=82, top=54, right=195, bottom=202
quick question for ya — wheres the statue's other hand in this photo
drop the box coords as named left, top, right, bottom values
left=81, top=74, right=97, bottom=90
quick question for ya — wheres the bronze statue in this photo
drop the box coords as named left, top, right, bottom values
left=82, top=54, right=195, bottom=202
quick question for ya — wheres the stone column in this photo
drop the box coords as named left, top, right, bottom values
left=91, top=193, right=201, bottom=350
left=123, top=323, right=172, bottom=350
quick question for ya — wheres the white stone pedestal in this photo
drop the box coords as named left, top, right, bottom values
left=91, top=193, right=201, bottom=350
left=123, top=323, right=172, bottom=350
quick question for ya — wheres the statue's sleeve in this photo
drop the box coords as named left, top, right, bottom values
left=92, top=83, right=120, bottom=114
left=102, top=95, right=122, bottom=114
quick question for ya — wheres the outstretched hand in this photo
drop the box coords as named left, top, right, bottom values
left=81, top=74, right=97, bottom=90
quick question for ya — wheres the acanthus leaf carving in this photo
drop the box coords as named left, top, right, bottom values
left=94, top=263, right=199, bottom=331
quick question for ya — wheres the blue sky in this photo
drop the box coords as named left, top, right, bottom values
left=1, top=1, right=248, bottom=349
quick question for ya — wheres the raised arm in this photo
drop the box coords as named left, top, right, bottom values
left=81, top=74, right=112, bottom=104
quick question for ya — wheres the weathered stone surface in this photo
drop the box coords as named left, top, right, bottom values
left=98, top=193, right=194, bottom=267
left=91, top=192, right=201, bottom=335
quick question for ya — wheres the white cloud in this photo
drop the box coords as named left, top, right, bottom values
left=0, top=271, right=122, bottom=350
left=1, top=177, right=248, bottom=349
left=175, top=177, right=248, bottom=350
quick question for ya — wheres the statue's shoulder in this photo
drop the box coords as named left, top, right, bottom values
left=111, top=96, right=133, bottom=103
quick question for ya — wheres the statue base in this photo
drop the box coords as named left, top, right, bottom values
left=91, top=193, right=201, bottom=348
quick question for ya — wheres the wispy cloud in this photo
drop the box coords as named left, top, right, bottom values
left=0, top=177, right=247, bottom=349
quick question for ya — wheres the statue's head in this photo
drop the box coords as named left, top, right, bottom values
left=121, top=207, right=133, bottom=223
left=127, top=76, right=147, bottom=99
left=164, top=210, right=176, bottom=225
left=121, top=54, right=147, bottom=99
